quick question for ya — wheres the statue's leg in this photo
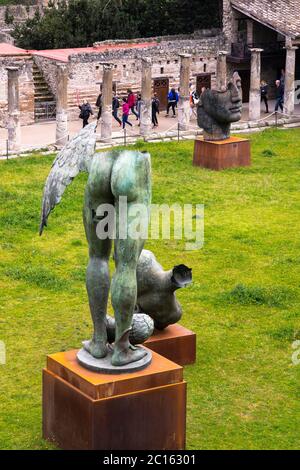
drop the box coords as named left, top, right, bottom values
left=111, top=219, right=147, bottom=366
left=83, top=188, right=112, bottom=359
left=110, top=151, right=151, bottom=366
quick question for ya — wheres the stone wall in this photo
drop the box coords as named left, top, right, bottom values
left=33, top=54, right=58, bottom=95
left=65, top=35, right=221, bottom=118
left=0, top=55, right=34, bottom=127
left=93, top=29, right=222, bottom=47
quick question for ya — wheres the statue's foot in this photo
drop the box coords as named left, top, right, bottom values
left=111, top=344, right=147, bottom=367
left=83, top=339, right=107, bottom=359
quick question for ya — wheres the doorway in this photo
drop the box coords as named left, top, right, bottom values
left=237, top=69, right=251, bottom=102
left=153, top=78, right=169, bottom=111
left=196, top=73, right=212, bottom=96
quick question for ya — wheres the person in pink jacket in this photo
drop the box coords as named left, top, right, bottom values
left=122, top=97, right=133, bottom=129
left=127, top=89, right=139, bottom=120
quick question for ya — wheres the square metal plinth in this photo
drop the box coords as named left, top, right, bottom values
left=193, top=136, right=251, bottom=170
left=145, top=324, right=196, bottom=366
left=43, top=349, right=186, bottom=450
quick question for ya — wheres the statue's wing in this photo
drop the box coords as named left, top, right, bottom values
left=39, top=123, right=97, bottom=235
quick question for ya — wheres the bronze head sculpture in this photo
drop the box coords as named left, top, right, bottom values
left=197, top=72, right=242, bottom=141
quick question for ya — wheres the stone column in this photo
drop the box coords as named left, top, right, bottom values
left=178, top=54, right=191, bottom=131
left=101, top=63, right=113, bottom=142
left=140, top=57, right=152, bottom=137
left=223, top=0, right=235, bottom=49
left=284, top=46, right=298, bottom=116
left=249, top=48, right=263, bottom=121
left=6, top=66, right=21, bottom=152
left=216, top=51, right=228, bottom=91
left=56, top=64, right=68, bottom=147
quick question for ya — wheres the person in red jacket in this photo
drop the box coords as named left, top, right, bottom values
left=122, top=97, right=133, bottom=129
left=127, top=89, right=139, bottom=120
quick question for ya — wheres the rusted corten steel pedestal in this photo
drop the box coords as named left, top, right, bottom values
left=193, top=136, right=251, bottom=171
left=145, top=324, right=196, bottom=366
left=43, top=349, right=186, bottom=450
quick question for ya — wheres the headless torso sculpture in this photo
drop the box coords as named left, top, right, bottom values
left=40, top=126, right=151, bottom=369
left=83, top=149, right=152, bottom=367
left=40, top=124, right=192, bottom=372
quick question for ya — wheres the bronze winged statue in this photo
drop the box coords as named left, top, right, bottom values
left=40, top=123, right=192, bottom=372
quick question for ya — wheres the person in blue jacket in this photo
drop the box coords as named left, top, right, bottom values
left=166, top=88, right=179, bottom=117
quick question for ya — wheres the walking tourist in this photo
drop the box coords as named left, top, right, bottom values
left=127, top=89, right=139, bottom=120
left=79, top=100, right=94, bottom=128
left=152, top=93, right=160, bottom=127
left=112, top=92, right=122, bottom=126
left=96, top=92, right=102, bottom=120
left=260, top=80, right=269, bottom=113
left=166, top=88, right=179, bottom=117
left=190, top=88, right=199, bottom=117
left=275, top=79, right=284, bottom=112
left=122, top=97, right=133, bottom=129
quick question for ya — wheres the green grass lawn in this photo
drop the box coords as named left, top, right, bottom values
left=0, top=128, right=300, bottom=450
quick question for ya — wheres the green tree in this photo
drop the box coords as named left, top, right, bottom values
left=12, top=0, right=221, bottom=50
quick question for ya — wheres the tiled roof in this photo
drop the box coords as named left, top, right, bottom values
left=0, top=43, right=29, bottom=56
left=31, top=42, right=158, bottom=63
left=231, top=0, right=300, bottom=38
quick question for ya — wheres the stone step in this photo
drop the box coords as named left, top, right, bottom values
left=33, top=74, right=45, bottom=80
left=283, top=121, right=300, bottom=128
left=34, top=105, right=56, bottom=111
left=67, top=103, right=97, bottom=108
left=34, top=116, right=55, bottom=120
left=34, top=93, right=55, bottom=101
left=35, top=102, right=56, bottom=108
left=34, top=106, right=56, bottom=112
left=34, top=112, right=56, bottom=118
left=68, top=94, right=98, bottom=98
left=34, top=81, right=49, bottom=87
left=32, top=63, right=55, bottom=117
left=34, top=90, right=54, bottom=96
left=34, top=92, right=54, bottom=98
left=68, top=91, right=98, bottom=95
left=34, top=84, right=49, bottom=90
left=33, top=78, right=45, bottom=83
left=35, top=108, right=56, bottom=114
left=35, top=112, right=56, bottom=116
left=34, top=111, right=54, bottom=115
left=68, top=96, right=98, bottom=102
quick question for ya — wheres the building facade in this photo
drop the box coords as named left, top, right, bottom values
left=223, top=0, right=300, bottom=102
left=1, top=0, right=300, bottom=128
left=1, top=30, right=222, bottom=126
